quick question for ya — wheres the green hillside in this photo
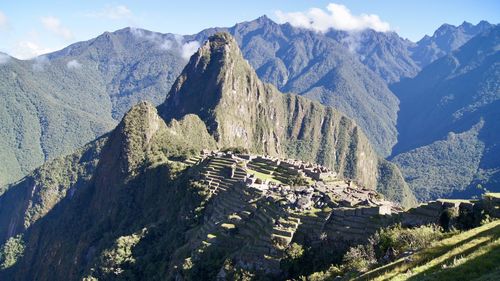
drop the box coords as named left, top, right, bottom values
left=391, top=26, right=500, bottom=200
left=358, top=220, right=500, bottom=281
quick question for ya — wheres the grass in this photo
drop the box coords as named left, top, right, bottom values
left=485, top=193, right=500, bottom=199
left=437, top=199, right=472, bottom=203
left=221, top=223, right=236, bottom=230
left=356, top=220, right=500, bottom=281
left=246, top=168, right=283, bottom=184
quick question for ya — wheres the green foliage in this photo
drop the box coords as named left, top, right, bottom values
left=371, top=224, right=444, bottom=257
left=221, top=259, right=255, bottom=281
left=306, top=224, right=445, bottom=278
left=393, top=26, right=500, bottom=201
left=305, top=265, right=343, bottom=281
left=392, top=123, right=486, bottom=201
left=359, top=220, right=500, bottom=280
left=342, top=244, right=377, bottom=273
left=98, top=229, right=147, bottom=276
left=0, top=234, right=25, bottom=270
left=285, top=243, right=305, bottom=260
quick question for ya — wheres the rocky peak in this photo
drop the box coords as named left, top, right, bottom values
left=97, top=101, right=164, bottom=185
left=159, top=32, right=254, bottom=127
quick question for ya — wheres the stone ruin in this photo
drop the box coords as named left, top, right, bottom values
left=181, top=150, right=500, bottom=275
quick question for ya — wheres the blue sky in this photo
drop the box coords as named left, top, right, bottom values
left=0, top=0, right=499, bottom=59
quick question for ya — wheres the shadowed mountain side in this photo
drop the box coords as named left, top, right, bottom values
left=391, top=26, right=500, bottom=200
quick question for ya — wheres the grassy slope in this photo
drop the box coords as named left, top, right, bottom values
left=357, top=220, right=500, bottom=281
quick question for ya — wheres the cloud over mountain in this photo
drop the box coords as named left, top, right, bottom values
left=86, top=5, right=134, bottom=20
left=275, top=3, right=391, bottom=33
left=66, top=59, right=82, bottom=69
left=41, top=16, right=73, bottom=40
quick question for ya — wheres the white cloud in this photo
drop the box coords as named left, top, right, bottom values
left=130, top=28, right=199, bottom=58
left=0, top=10, right=7, bottom=29
left=159, top=40, right=173, bottom=50
left=66, top=59, right=82, bottom=69
left=41, top=16, right=73, bottom=40
left=87, top=5, right=133, bottom=20
left=181, top=41, right=200, bottom=60
left=13, top=41, right=56, bottom=60
left=275, top=3, right=391, bottom=33
left=130, top=27, right=170, bottom=49
left=32, top=55, right=50, bottom=71
left=0, top=53, right=10, bottom=64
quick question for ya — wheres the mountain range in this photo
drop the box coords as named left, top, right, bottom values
left=391, top=25, right=500, bottom=200
left=0, top=17, right=496, bottom=200
left=0, top=12, right=498, bottom=281
left=0, top=33, right=414, bottom=280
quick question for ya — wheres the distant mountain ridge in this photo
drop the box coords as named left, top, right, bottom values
left=0, top=16, right=407, bottom=187
left=391, top=25, right=500, bottom=200
left=0, top=16, right=496, bottom=203
left=411, top=20, right=494, bottom=67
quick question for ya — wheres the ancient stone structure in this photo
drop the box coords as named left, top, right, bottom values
left=181, top=151, right=500, bottom=275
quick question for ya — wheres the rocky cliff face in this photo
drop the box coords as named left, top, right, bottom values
left=160, top=33, right=414, bottom=205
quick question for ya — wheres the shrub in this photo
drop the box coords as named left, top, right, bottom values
left=372, top=224, right=443, bottom=258
left=340, top=224, right=444, bottom=275
left=440, top=208, right=459, bottom=231
left=221, top=259, right=255, bottom=281
left=99, top=229, right=147, bottom=276
left=306, top=265, right=343, bottom=281
left=0, top=234, right=25, bottom=269
left=285, top=243, right=305, bottom=260
left=342, top=244, right=376, bottom=273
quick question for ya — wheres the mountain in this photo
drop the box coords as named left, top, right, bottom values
left=0, top=54, right=115, bottom=188
left=0, top=28, right=190, bottom=187
left=391, top=25, right=500, bottom=201
left=326, top=29, right=420, bottom=83
left=159, top=32, right=413, bottom=203
left=1, top=16, right=409, bottom=188
left=2, top=16, right=492, bottom=191
left=411, top=20, right=494, bottom=67
left=0, top=33, right=414, bottom=280
left=193, top=16, right=401, bottom=156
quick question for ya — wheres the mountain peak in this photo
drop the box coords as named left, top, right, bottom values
left=204, top=32, right=238, bottom=53
left=159, top=32, right=251, bottom=123
left=460, top=21, right=473, bottom=28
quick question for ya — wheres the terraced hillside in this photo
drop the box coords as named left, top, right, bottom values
left=169, top=151, right=402, bottom=277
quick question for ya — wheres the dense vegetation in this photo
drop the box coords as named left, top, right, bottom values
left=0, top=28, right=186, bottom=187
left=391, top=25, right=500, bottom=200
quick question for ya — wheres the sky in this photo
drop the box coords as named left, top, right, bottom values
left=0, top=0, right=499, bottom=59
